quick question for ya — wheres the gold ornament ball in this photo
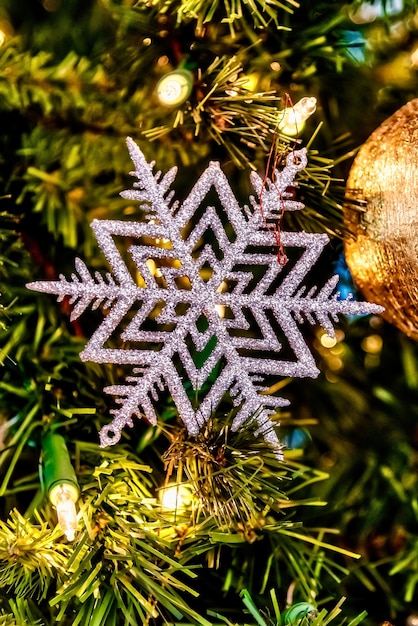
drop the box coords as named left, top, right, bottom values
left=344, top=99, right=418, bottom=340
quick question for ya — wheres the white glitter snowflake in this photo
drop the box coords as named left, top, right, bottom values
left=27, top=138, right=383, bottom=456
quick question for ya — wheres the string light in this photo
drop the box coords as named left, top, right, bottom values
left=349, top=0, right=402, bottom=23
left=42, top=432, right=80, bottom=541
left=411, top=47, right=418, bottom=67
left=156, top=69, right=193, bottom=107
left=278, top=97, right=317, bottom=136
left=215, top=280, right=227, bottom=317
left=320, top=333, right=337, bottom=348
left=49, top=484, right=79, bottom=541
left=159, top=483, right=192, bottom=510
left=0, top=20, right=13, bottom=46
left=361, top=334, right=383, bottom=354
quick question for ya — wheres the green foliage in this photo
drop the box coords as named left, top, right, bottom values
left=16, top=128, right=131, bottom=253
left=290, top=320, right=418, bottom=621
left=0, top=0, right=362, bottom=232
left=48, top=454, right=212, bottom=625
left=1, top=0, right=418, bottom=624
left=0, top=510, right=69, bottom=600
left=155, top=0, right=297, bottom=35
left=0, top=445, right=358, bottom=624
left=0, top=596, right=44, bottom=626
left=162, top=413, right=331, bottom=528
left=209, top=592, right=367, bottom=626
left=142, top=54, right=290, bottom=169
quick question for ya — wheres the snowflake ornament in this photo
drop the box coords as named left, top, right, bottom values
left=27, top=138, right=383, bottom=457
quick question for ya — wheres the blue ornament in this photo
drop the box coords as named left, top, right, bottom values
left=339, top=31, right=366, bottom=63
left=334, top=252, right=363, bottom=321
left=283, top=428, right=311, bottom=450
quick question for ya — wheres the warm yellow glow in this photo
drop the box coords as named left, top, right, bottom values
left=156, top=70, right=193, bottom=107
left=320, top=333, right=337, bottom=348
left=335, top=329, right=345, bottom=342
left=159, top=484, right=192, bottom=510
left=242, top=73, right=259, bottom=92
left=146, top=258, right=157, bottom=275
left=361, top=334, right=383, bottom=354
left=270, top=61, right=281, bottom=71
left=369, top=316, right=383, bottom=330
left=0, top=19, right=13, bottom=46
left=215, top=281, right=228, bottom=317
left=349, top=2, right=377, bottom=23
left=278, top=97, right=317, bottom=136
left=330, top=343, right=345, bottom=356
left=42, top=0, right=61, bottom=10
left=50, top=485, right=78, bottom=541
left=327, top=356, right=343, bottom=371
left=411, top=47, right=418, bottom=67
left=325, top=371, right=339, bottom=383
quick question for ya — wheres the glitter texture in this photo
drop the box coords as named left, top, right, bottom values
left=27, top=138, right=383, bottom=454
left=344, top=98, right=418, bottom=340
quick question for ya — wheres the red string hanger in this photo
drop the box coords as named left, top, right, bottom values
left=258, top=93, right=316, bottom=265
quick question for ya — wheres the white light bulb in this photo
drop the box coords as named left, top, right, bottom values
left=278, top=97, right=317, bottom=136
left=50, top=484, right=78, bottom=541
left=159, top=484, right=192, bottom=510
left=0, top=20, right=13, bottom=47
left=156, top=70, right=193, bottom=107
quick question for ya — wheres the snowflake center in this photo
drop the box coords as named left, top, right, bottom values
left=26, top=138, right=383, bottom=457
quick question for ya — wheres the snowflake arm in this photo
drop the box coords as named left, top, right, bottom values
left=26, top=138, right=384, bottom=459
left=121, top=136, right=178, bottom=216
left=249, top=149, right=308, bottom=218
left=26, top=258, right=129, bottom=322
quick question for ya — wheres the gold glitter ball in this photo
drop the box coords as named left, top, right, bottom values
left=344, top=99, right=418, bottom=340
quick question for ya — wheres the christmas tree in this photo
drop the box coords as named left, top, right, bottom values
left=1, top=1, right=418, bottom=624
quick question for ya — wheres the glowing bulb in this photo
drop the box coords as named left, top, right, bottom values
left=0, top=20, right=13, bottom=46
left=242, top=73, right=259, bottom=92
left=411, top=47, right=418, bottom=67
left=156, top=69, right=193, bottom=107
left=278, top=97, right=317, bottom=136
left=320, top=333, right=337, bottom=348
left=215, top=281, right=227, bottom=317
left=159, top=484, right=192, bottom=510
left=361, top=334, right=383, bottom=355
left=349, top=2, right=377, bottom=23
left=49, top=484, right=79, bottom=541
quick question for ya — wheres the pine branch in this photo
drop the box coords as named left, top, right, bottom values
left=47, top=452, right=213, bottom=626
left=0, top=510, right=69, bottom=600
left=162, top=413, right=326, bottom=528
left=143, top=54, right=293, bottom=170
left=156, top=0, right=298, bottom=36
left=209, top=592, right=367, bottom=626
